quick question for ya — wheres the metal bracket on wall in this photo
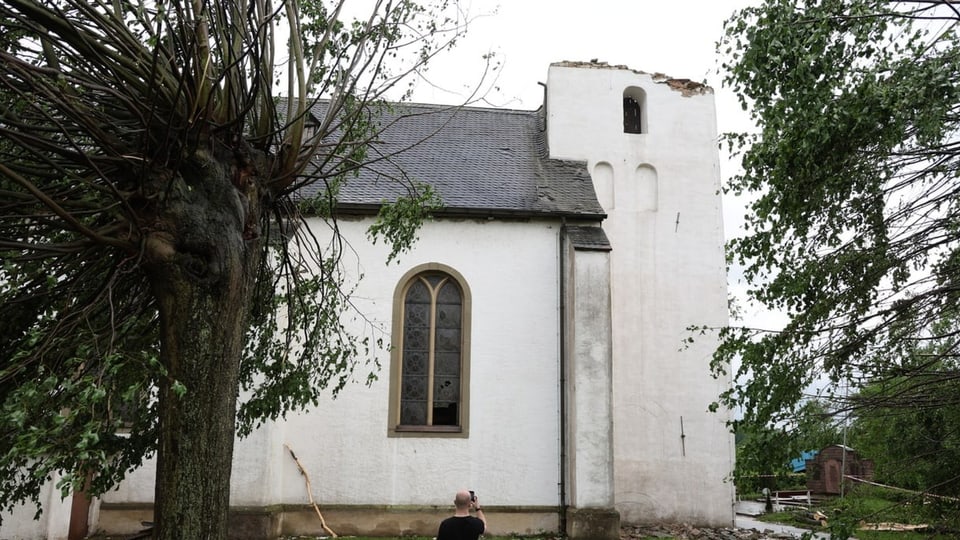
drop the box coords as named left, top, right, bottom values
left=680, top=416, right=687, bottom=457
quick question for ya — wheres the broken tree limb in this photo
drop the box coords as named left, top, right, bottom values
left=859, top=522, right=929, bottom=532
left=284, top=443, right=338, bottom=537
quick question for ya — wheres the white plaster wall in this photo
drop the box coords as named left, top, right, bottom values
left=565, top=246, right=614, bottom=508
left=98, top=414, right=308, bottom=514
left=0, top=474, right=72, bottom=540
left=547, top=64, right=735, bottom=526
left=101, top=393, right=286, bottom=508
left=100, top=458, right=155, bottom=505
left=100, top=218, right=563, bottom=517
left=240, top=217, right=564, bottom=509
left=230, top=419, right=286, bottom=506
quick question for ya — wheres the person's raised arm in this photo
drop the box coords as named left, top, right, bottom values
left=471, top=496, right=487, bottom=530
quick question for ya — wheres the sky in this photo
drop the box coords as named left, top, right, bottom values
left=405, top=1, right=751, bottom=121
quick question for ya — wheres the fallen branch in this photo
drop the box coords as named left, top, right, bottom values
left=284, top=443, right=338, bottom=537
left=859, top=522, right=929, bottom=532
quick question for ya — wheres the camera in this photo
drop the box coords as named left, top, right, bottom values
left=469, top=490, right=476, bottom=502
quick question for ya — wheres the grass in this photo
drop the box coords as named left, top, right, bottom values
left=755, top=486, right=958, bottom=540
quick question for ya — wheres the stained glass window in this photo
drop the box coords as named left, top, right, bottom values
left=398, top=272, right=463, bottom=428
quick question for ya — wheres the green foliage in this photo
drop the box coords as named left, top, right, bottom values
left=733, top=420, right=792, bottom=492
left=760, top=486, right=959, bottom=539
left=0, top=0, right=465, bottom=529
left=237, top=254, right=381, bottom=436
left=369, top=182, right=442, bottom=263
left=0, top=238, right=162, bottom=517
left=734, top=399, right=841, bottom=493
left=846, top=335, right=960, bottom=515
left=717, top=0, right=960, bottom=488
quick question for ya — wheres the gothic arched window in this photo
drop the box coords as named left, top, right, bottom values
left=389, top=264, right=471, bottom=436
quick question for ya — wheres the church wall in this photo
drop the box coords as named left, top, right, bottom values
left=562, top=240, right=620, bottom=539
left=274, top=217, right=563, bottom=511
left=546, top=63, right=735, bottom=527
left=0, top=474, right=73, bottom=540
left=98, top=217, right=566, bottom=536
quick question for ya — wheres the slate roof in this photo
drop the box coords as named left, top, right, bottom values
left=295, top=101, right=605, bottom=220
left=565, top=226, right=612, bottom=251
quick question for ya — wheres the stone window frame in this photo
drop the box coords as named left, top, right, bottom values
left=387, top=263, right=472, bottom=438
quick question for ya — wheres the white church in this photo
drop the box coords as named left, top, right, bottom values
left=1, top=62, right=735, bottom=539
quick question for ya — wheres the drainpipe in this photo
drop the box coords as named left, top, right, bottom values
left=558, top=218, right=568, bottom=535
left=543, top=79, right=567, bottom=535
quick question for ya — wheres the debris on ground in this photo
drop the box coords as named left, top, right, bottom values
left=98, top=524, right=812, bottom=540
left=792, top=510, right=827, bottom=527
left=622, top=523, right=804, bottom=539
left=858, top=521, right=929, bottom=531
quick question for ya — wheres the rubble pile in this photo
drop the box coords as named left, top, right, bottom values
left=621, top=523, right=799, bottom=540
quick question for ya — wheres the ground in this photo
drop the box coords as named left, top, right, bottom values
left=90, top=526, right=802, bottom=540
left=622, top=523, right=802, bottom=540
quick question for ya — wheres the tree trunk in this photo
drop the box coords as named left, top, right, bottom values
left=153, top=282, right=247, bottom=539
left=145, top=142, right=265, bottom=540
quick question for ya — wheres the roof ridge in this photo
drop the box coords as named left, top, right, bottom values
left=277, top=95, right=539, bottom=115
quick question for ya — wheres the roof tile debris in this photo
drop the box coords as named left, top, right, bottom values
left=551, top=59, right=713, bottom=96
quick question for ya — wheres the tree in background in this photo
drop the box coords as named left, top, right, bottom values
left=847, top=317, right=960, bottom=519
left=716, top=0, right=960, bottom=501
left=733, top=420, right=793, bottom=494
left=0, top=0, right=468, bottom=538
left=848, top=371, right=960, bottom=495
left=734, top=399, right=841, bottom=494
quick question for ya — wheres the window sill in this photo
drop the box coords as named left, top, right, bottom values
left=395, top=425, right=461, bottom=433
left=389, top=425, right=467, bottom=438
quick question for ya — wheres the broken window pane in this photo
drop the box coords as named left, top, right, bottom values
left=624, top=96, right=642, bottom=134
left=397, top=271, right=465, bottom=429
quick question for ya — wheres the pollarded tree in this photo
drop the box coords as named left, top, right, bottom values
left=715, top=0, right=960, bottom=494
left=0, top=0, right=467, bottom=538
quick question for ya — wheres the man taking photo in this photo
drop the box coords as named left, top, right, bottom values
left=437, top=489, right=486, bottom=540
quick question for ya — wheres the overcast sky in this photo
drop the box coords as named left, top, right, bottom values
left=406, top=1, right=749, bottom=113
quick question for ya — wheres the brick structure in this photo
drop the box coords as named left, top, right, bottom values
left=806, top=445, right=875, bottom=495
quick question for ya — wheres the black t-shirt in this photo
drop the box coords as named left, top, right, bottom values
left=437, top=515, right=485, bottom=540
